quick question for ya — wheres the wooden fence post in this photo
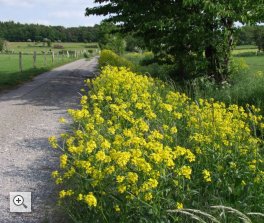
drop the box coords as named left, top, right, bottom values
left=33, top=51, right=37, bottom=68
left=19, top=52, right=23, bottom=72
left=52, top=51, right=54, bottom=63
left=44, top=51, right=47, bottom=66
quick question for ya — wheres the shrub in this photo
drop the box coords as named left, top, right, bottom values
left=104, top=35, right=126, bottom=55
left=53, top=44, right=64, bottom=49
left=50, top=66, right=264, bottom=222
left=47, top=40, right=52, bottom=47
left=0, top=38, right=6, bottom=51
left=98, top=50, right=134, bottom=70
left=83, top=52, right=89, bottom=58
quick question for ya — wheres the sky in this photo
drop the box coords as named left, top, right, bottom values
left=0, top=0, right=105, bottom=27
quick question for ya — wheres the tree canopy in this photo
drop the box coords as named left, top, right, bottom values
left=86, top=0, right=264, bottom=82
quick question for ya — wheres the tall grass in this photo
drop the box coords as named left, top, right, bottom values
left=124, top=51, right=264, bottom=116
left=185, top=59, right=264, bottom=115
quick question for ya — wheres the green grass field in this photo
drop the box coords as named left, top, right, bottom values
left=6, top=42, right=99, bottom=53
left=0, top=42, right=99, bottom=90
left=242, top=56, right=264, bottom=74
left=0, top=53, right=76, bottom=90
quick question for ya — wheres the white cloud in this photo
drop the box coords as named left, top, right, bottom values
left=0, top=0, right=94, bottom=8
left=0, top=0, right=105, bottom=27
left=0, top=0, right=34, bottom=7
left=49, top=11, right=85, bottom=19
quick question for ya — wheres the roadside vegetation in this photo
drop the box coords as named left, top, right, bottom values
left=48, top=0, right=263, bottom=222
left=121, top=48, right=264, bottom=116
left=50, top=56, right=264, bottom=222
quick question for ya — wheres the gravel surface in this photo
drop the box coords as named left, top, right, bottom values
left=0, top=57, right=98, bottom=223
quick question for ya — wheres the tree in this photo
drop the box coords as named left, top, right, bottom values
left=86, top=0, right=264, bottom=82
left=95, top=21, right=126, bottom=54
left=253, top=26, right=264, bottom=51
left=0, top=38, right=6, bottom=51
left=236, top=26, right=255, bottom=45
left=125, top=35, right=145, bottom=52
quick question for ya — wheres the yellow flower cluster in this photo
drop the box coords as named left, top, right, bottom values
left=48, top=136, right=58, bottom=149
left=202, top=169, right=211, bottom=183
left=59, top=189, right=74, bottom=199
left=84, top=192, right=97, bottom=207
left=51, top=66, right=264, bottom=220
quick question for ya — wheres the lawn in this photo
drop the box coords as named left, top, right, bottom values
left=243, top=56, right=264, bottom=74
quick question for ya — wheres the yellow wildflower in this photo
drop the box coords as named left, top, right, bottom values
left=118, top=185, right=126, bottom=194
left=114, top=204, right=121, bottom=212
left=60, top=154, right=68, bottom=169
left=59, top=117, right=67, bottom=123
left=202, top=169, right=212, bottom=182
left=179, top=166, right=192, bottom=179
left=176, top=202, right=184, bottom=209
left=116, top=175, right=125, bottom=183
left=84, top=193, right=97, bottom=207
left=48, top=136, right=58, bottom=149
left=144, top=192, right=153, bottom=201
left=96, top=151, right=106, bottom=162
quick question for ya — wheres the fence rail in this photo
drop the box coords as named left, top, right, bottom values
left=0, top=49, right=99, bottom=72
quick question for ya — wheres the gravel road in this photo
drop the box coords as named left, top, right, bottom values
left=0, top=57, right=98, bottom=223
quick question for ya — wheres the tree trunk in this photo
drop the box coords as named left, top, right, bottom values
left=222, top=18, right=234, bottom=82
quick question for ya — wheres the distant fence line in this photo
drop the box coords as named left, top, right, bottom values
left=0, top=49, right=97, bottom=55
left=0, top=49, right=99, bottom=72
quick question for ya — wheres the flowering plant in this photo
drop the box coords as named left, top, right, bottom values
left=50, top=66, right=264, bottom=222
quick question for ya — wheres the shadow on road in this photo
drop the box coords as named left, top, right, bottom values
left=0, top=68, right=97, bottom=111
left=2, top=137, right=71, bottom=223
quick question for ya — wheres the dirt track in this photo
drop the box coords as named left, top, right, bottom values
left=0, top=57, right=98, bottom=223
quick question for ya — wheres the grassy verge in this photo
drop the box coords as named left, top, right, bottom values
left=0, top=53, right=84, bottom=91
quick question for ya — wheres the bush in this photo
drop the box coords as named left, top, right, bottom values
left=50, top=66, right=264, bottom=222
left=47, top=40, right=52, bottom=47
left=53, top=44, right=64, bottom=49
left=83, top=52, right=89, bottom=58
left=124, top=52, right=177, bottom=81
left=104, top=35, right=126, bottom=55
left=0, top=38, right=6, bottom=51
left=98, top=50, right=134, bottom=70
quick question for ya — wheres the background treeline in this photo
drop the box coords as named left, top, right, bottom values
left=0, top=21, right=100, bottom=42
left=1, top=21, right=263, bottom=53
left=236, top=25, right=264, bottom=50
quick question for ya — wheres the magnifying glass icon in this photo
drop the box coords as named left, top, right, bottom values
left=13, top=195, right=27, bottom=209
